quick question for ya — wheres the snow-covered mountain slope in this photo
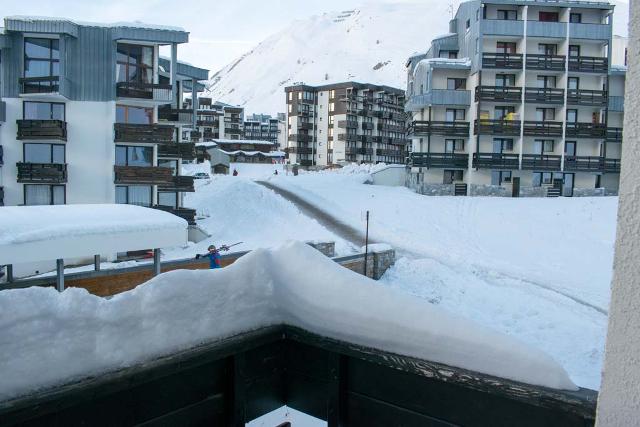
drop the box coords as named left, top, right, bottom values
left=205, top=1, right=629, bottom=114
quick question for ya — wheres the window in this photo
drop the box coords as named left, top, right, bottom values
left=329, top=103, right=335, bottom=112
left=24, top=143, right=65, bottom=163
left=494, top=138, right=514, bottom=151
left=158, top=159, right=178, bottom=175
left=24, top=101, right=65, bottom=120
left=24, top=38, right=59, bottom=80
left=445, top=139, right=464, bottom=152
left=569, top=45, right=581, bottom=57
left=288, top=92, right=293, bottom=101
left=466, top=19, right=471, bottom=29
left=538, top=44, right=558, bottom=55
left=115, top=145, right=153, bottom=167
left=444, top=170, right=463, bottom=184
left=539, top=12, right=559, bottom=22
left=495, top=74, right=516, bottom=87
left=536, top=108, right=555, bottom=121
left=116, top=43, right=153, bottom=84
left=447, top=78, right=467, bottom=90
left=448, top=51, right=459, bottom=59
left=570, top=13, right=582, bottom=23
left=532, top=172, right=555, bottom=187
left=446, top=109, right=465, bottom=121
left=565, top=141, right=577, bottom=156
left=537, top=76, right=557, bottom=89
left=496, top=42, right=517, bottom=54
left=568, top=77, right=580, bottom=90
left=566, top=109, right=578, bottom=123
left=543, top=140, right=554, bottom=152
left=158, top=192, right=178, bottom=208
left=492, top=171, right=512, bottom=185
left=25, top=184, right=65, bottom=206
left=115, top=185, right=152, bottom=207
left=494, top=106, right=515, bottom=120
left=116, top=105, right=153, bottom=124
left=497, top=10, right=517, bottom=20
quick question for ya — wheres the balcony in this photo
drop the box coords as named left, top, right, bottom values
left=113, top=166, right=174, bottom=185
left=158, top=143, right=197, bottom=160
left=475, top=86, right=522, bottom=103
left=19, top=76, right=61, bottom=95
left=288, top=146, right=313, bottom=155
left=346, top=147, right=373, bottom=156
left=570, top=22, right=611, bottom=41
left=17, top=162, right=67, bottom=183
left=474, top=119, right=520, bottom=136
left=410, top=121, right=470, bottom=137
left=377, top=123, right=404, bottom=132
left=289, top=134, right=313, bottom=143
left=361, top=135, right=380, bottom=144
left=298, top=122, right=315, bottom=130
left=608, top=96, right=624, bottom=113
left=116, top=82, right=172, bottom=103
left=225, top=127, right=243, bottom=135
left=524, top=88, right=564, bottom=104
left=158, top=107, right=193, bottom=124
left=482, top=53, right=523, bottom=70
left=337, top=120, right=358, bottom=129
left=376, top=148, right=404, bottom=157
left=521, top=154, right=562, bottom=171
left=527, top=21, right=566, bottom=38
left=526, top=54, right=565, bottom=71
left=152, top=205, right=197, bottom=225
left=473, top=153, right=519, bottom=170
left=568, top=57, right=608, bottom=73
left=481, top=19, right=524, bottom=37
left=409, top=152, right=468, bottom=169
left=388, top=137, right=410, bottom=146
left=338, top=134, right=357, bottom=142
left=567, top=89, right=608, bottom=107
left=362, top=122, right=374, bottom=131
left=565, top=123, right=607, bottom=139
left=607, top=127, right=623, bottom=143
left=114, top=123, right=174, bottom=144
left=564, top=156, right=620, bottom=173
left=523, top=121, right=563, bottom=137
left=405, top=90, right=471, bottom=111
left=17, top=120, right=67, bottom=141
left=158, top=175, right=195, bottom=192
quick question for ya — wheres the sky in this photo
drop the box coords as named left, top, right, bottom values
left=0, top=0, right=437, bottom=76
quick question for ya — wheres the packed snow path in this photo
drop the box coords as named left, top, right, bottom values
left=257, top=180, right=377, bottom=247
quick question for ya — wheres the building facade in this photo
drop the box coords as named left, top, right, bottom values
left=185, top=99, right=244, bottom=141
left=0, top=17, right=209, bottom=223
left=285, top=82, right=409, bottom=166
left=405, top=0, right=625, bottom=197
left=243, top=113, right=281, bottom=143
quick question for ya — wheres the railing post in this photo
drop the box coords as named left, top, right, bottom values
left=153, top=249, right=161, bottom=276
left=94, top=255, right=100, bottom=272
left=56, top=259, right=64, bottom=292
left=6, top=264, right=13, bottom=283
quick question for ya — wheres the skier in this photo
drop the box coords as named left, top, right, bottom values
left=232, top=169, right=238, bottom=176
left=274, top=169, right=279, bottom=175
left=196, top=244, right=229, bottom=269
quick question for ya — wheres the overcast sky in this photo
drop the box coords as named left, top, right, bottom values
left=0, top=0, right=430, bottom=76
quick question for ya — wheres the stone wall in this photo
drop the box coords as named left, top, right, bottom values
left=306, top=241, right=336, bottom=257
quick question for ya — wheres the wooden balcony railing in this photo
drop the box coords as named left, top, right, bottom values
left=474, top=119, right=520, bottom=136
left=521, top=154, right=562, bottom=171
left=568, top=56, right=608, bottom=73
left=565, top=123, right=607, bottom=139
left=152, top=205, right=197, bottom=225
left=473, top=153, right=520, bottom=169
left=475, top=86, right=522, bottom=102
left=409, top=152, right=468, bottom=168
left=114, top=166, right=174, bottom=185
left=17, top=162, right=67, bottom=183
left=564, top=156, right=621, bottom=173
left=410, top=121, right=470, bottom=137
left=158, top=143, right=197, bottom=160
left=17, top=120, right=67, bottom=141
left=566, top=89, right=608, bottom=106
left=116, top=82, right=172, bottom=102
left=158, top=176, right=195, bottom=193
left=523, top=121, right=564, bottom=137
left=19, top=76, right=60, bottom=94
left=525, top=54, right=566, bottom=71
left=337, top=120, right=358, bottom=129
left=524, top=87, right=565, bottom=104
left=482, top=52, right=523, bottom=69
left=114, top=123, right=175, bottom=144
left=158, top=107, right=193, bottom=123
left=607, top=127, right=623, bottom=143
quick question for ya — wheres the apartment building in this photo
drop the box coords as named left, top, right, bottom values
left=185, top=99, right=244, bottom=141
left=0, top=17, right=209, bottom=225
left=405, top=0, right=625, bottom=197
left=243, top=113, right=281, bottom=143
left=285, top=82, right=408, bottom=166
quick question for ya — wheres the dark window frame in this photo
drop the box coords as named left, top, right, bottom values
left=447, top=78, right=467, bottom=90
left=23, top=37, right=59, bottom=79
left=496, top=41, right=517, bottom=54
left=115, top=145, right=154, bottom=167
left=23, top=142, right=66, bottom=164
left=116, top=43, right=154, bottom=85
left=539, top=11, right=559, bottom=22
left=115, top=185, right=153, bottom=207
left=23, top=100, right=66, bottom=120
left=23, top=184, right=66, bottom=206
left=569, top=13, right=582, bottom=24
left=497, top=9, right=517, bottom=20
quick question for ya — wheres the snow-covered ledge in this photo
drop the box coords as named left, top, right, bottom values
left=596, top=2, right=640, bottom=424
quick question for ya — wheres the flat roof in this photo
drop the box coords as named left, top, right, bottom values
left=285, top=81, right=405, bottom=96
left=0, top=204, right=187, bottom=264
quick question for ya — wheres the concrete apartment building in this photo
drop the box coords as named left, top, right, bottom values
left=186, top=98, right=244, bottom=141
left=244, top=113, right=282, bottom=144
left=405, top=0, right=625, bottom=197
left=0, top=17, right=209, bottom=224
left=285, top=82, right=409, bottom=166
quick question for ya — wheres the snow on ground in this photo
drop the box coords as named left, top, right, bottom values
left=165, top=162, right=355, bottom=259
left=0, top=241, right=576, bottom=401
left=264, top=167, right=616, bottom=390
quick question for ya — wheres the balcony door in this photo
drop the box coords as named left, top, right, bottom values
left=563, top=173, right=575, bottom=197
left=446, top=109, right=465, bottom=122
left=496, top=42, right=517, bottom=54
left=495, top=74, right=516, bottom=87
left=537, top=76, right=557, bottom=89
left=116, top=43, right=154, bottom=85
left=494, top=106, right=515, bottom=120
left=23, top=38, right=60, bottom=92
left=24, top=143, right=65, bottom=164
left=536, top=108, right=555, bottom=121
left=538, top=44, right=558, bottom=55
left=24, top=101, right=65, bottom=121
left=565, top=141, right=576, bottom=157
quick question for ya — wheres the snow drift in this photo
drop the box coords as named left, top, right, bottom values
left=0, top=241, right=576, bottom=401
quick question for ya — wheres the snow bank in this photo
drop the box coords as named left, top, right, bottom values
left=0, top=242, right=576, bottom=400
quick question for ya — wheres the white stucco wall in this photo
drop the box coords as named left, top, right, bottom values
left=596, top=1, right=640, bottom=424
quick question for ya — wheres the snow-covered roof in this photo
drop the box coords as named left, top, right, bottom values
left=212, top=138, right=277, bottom=146
left=413, top=57, right=471, bottom=76
left=0, top=241, right=576, bottom=400
left=0, top=205, right=187, bottom=265
left=5, top=16, right=185, bottom=32
left=220, top=150, right=285, bottom=157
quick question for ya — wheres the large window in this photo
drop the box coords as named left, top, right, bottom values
left=158, top=191, right=178, bottom=208
left=443, top=170, right=463, bottom=184
left=116, top=43, right=153, bottom=84
left=446, top=109, right=465, bottom=121
left=115, top=185, right=152, bottom=207
left=496, top=42, right=517, bottom=54
left=538, top=44, right=558, bottom=55
left=116, top=105, right=153, bottom=124
left=115, top=145, right=153, bottom=167
left=24, top=143, right=65, bottom=163
left=447, top=78, right=467, bottom=90
left=539, top=12, right=559, bottom=22
left=536, top=108, right=556, bottom=121
left=24, top=38, right=59, bottom=79
left=24, top=101, right=65, bottom=120
left=24, top=184, right=65, bottom=206
left=495, top=106, right=515, bottom=120
left=158, top=159, right=178, bottom=175
left=492, top=170, right=512, bottom=185
left=495, top=74, right=516, bottom=87
left=537, top=76, right=557, bottom=89
left=497, top=10, right=517, bottom=20
left=445, top=139, right=465, bottom=152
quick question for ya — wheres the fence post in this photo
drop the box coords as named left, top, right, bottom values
left=6, top=264, right=13, bottom=283
left=56, top=259, right=64, bottom=292
left=153, top=249, right=161, bottom=276
left=94, top=255, right=101, bottom=271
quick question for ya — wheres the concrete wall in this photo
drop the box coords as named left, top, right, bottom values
left=596, top=2, right=640, bottom=423
left=370, top=165, right=406, bottom=187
